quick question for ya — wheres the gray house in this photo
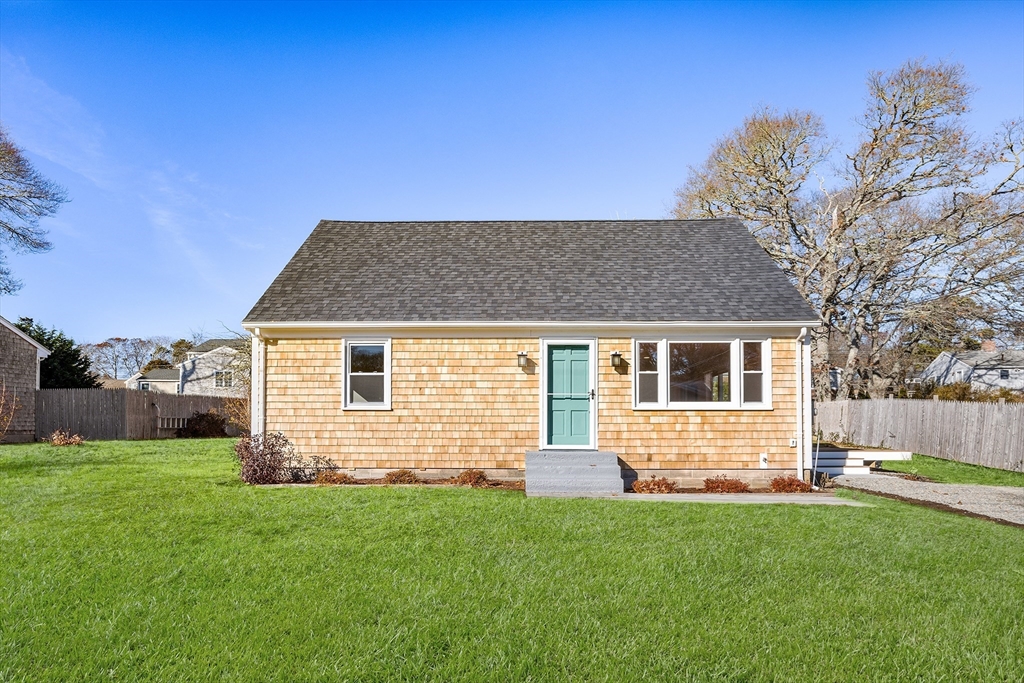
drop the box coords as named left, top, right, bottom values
left=179, top=338, right=247, bottom=398
left=919, top=348, right=1024, bottom=392
left=0, top=315, right=50, bottom=443
left=123, top=339, right=247, bottom=397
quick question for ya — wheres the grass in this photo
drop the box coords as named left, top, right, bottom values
left=879, top=453, right=1024, bottom=488
left=1, top=439, right=1022, bottom=682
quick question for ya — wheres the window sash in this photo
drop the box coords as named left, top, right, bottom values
left=343, top=339, right=391, bottom=409
left=633, top=338, right=770, bottom=409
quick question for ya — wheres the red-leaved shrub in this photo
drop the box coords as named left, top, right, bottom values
left=702, top=475, right=750, bottom=493
left=632, top=476, right=680, bottom=493
left=234, top=432, right=295, bottom=484
left=453, top=469, right=489, bottom=487
left=769, top=474, right=812, bottom=493
left=382, top=469, right=419, bottom=485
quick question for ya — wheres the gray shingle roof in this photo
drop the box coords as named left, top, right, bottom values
left=190, top=338, right=246, bottom=354
left=244, top=219, right=817, bottom=324
left=954, top=350, right=1024, bottom=369
left=140, top=368, right=181, bottom=381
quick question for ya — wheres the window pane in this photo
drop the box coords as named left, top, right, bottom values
left=350, top=375, right=385, bottom=404
left=638, top=342, right=658, bottom=372
left=638, top=373, right=659, bottom=404
left=669, top=343, right=732, bottom=402
left=350, top=345, right=385, bottom=373
left=744, top=372, right=763, bottom=403
left=743, top=342, right=762, bottom=372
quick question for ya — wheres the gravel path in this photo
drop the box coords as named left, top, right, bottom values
left=835, top=474, right=1024, bottom=527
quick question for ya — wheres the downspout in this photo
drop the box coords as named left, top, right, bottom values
left=795, top=327, right=808, bottom=479
left=251, top=328, right=267, bottom=436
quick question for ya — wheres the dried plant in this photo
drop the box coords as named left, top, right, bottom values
left=702, top=476, right=750, bottom=493
left=452, top=469, right=490, bottom=487
left=222, top=397, right=250, bottom=433
left=632, top=476, right=680, bottom=494
left=48, top=430, right=84, bottom=446
left=314, top=470, right=355, bottom=486
left=769, top=475, right=812, bottom=493
left=382, top=469, right=419, bottom=485
left=234, top=432, right=295, bottom=485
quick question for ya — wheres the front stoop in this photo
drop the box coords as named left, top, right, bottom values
left=525, top=450, right=624, bottom=495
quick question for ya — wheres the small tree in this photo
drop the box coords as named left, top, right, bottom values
left=0, top=378, right=20, bottom=442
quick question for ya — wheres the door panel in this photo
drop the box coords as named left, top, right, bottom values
left=547, top=345, right=591, bottom=446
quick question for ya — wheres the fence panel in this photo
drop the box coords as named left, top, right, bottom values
left=815, top=399, right=1024, bottom=472
left=36, top=389, right=230, bottom=441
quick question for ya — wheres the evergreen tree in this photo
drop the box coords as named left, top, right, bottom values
left=14, top=318, right=100, bottom=388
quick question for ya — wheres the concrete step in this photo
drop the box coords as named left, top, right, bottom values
left=811, top=457, right=865, bottom=467
left=525, top=450, right=624, bottom=495
left=814, top=465, right=872, bottom=476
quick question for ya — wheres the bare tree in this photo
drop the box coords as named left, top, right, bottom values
left=674, top=59, right=1024, bottom=399
left=83, top=337, right=164, bottom=379
left=0, top=126, right=68, bottom=294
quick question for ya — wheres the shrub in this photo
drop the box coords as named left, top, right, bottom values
left=48, top=429, right=84, bottom=446
left=382, top=469, right=419, bottom=485
left=702, top=475, right=750, bottom=493
left=234, top=432, right=295, bottom=484
left=453, top=469, right=489, bottom=487
left=222, top=397, right=250, bottom=434
left=769, top=474, right=812, bottom=493
left=632, top=476, right=680, bottom=493
left=314, top=470, right=355, bottom=486
left=176, top=410, right=227, bottom=438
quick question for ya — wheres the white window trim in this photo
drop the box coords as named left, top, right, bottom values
left=538, top=337, right=598, bottom=451
left=215, top=370, right=234, bottom=388
left=342, top=338, right=392, bottom=410
left=631, top=337, right=772, bottom=410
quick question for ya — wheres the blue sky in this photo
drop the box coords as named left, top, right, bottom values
left=1, top=0, right=1022, bottom=343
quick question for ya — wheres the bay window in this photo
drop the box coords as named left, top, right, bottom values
left=633, top=338, right=770, bottom=409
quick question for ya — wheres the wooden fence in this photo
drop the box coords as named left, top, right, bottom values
left=35, top=389, right=232, bottom=441
left=814, top=399, right=1024, bottom=472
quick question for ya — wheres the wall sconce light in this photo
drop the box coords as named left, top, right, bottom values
left=610, top=351, right=623, bottom=368
left=517, top=351, right=529, bottom=368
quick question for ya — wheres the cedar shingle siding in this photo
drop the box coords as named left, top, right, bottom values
left=0, top=323, right=39, bottom=443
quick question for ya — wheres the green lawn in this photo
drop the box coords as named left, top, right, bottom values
left=1, top=440, right=1022, bottom=682
left=879, top=453, right=1024, bottom=488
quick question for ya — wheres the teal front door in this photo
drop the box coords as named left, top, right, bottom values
left=547, top=345, right=592, bottom=446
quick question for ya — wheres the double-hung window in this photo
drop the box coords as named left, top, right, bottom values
left=633, top=338, right=771, bottom=409
left=215, top=371, right=233, bottom=388
left=344, top=339, right=391, bottom=409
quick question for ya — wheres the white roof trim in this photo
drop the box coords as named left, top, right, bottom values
left=0, top=314, right=50, bottom=359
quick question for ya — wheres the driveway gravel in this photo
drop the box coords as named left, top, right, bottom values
left=835, top=474, right=1024, bottom=526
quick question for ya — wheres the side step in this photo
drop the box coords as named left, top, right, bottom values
left=525, top=451, right=624, bottom=495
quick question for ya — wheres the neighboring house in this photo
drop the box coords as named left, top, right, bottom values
left=0, top=314, right=50, bottom=443
left=97, top=375, right=125, bottom=390
left=919, top=346, right=1024, bottom=392
left=122, top=339, right=247, bottom=397
left=125, top=367, right=181, bottom=394
left=242, top=219, right=819, bottom=487
left=180, top=338, right=247, bottom=398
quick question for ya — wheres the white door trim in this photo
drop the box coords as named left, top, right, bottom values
left=538, top=337, right=598, bottom=451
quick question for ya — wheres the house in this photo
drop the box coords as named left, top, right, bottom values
left=0, top=314, right=50, bottom=443
left=180, top=338, right=247, bottom=397
left=242, top=219, right=819, bottom=489
left=919, top=345, right=1024, bottom=392
left=123, top=338, right=247, bottom=397
left=125, top=367, right=181, bottom=394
